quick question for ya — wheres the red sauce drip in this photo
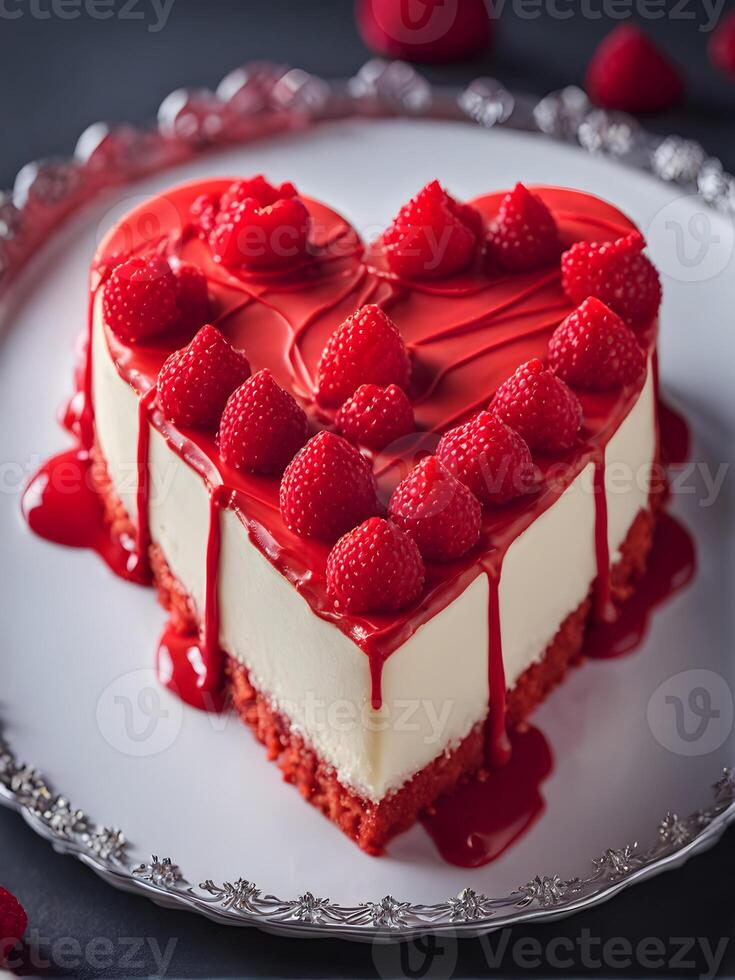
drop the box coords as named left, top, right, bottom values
left=155, top=622, right=227, bottom=712
left=203, top=486, right=226, bottom=685
left=134, top=388, right=155, bottom=579
left=368, top=651, right=384, bottom=711
left=420, top=726, right=552, bottom=868
left=21, top=448, right=149, bottom=585
left=585, top=511, right=696, bottom=660
left=153, top=485, right=228, bottom=710
left=592, top=454, right=615, bottom=624
left=658, top=398, right=691, bottom=466
left=486, top=568, right=511, bottom=767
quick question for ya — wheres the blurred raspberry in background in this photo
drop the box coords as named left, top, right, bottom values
left=710, top=11, right=735, bottom=77
left=0, top=886, right=27, bottom=968
left=356, top=0, right=493, bottom=63
left=585, top=24, right=684, bottom=113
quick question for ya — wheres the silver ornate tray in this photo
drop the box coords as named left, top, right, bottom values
left=1, top=60, right=733, bottom=940
left=1, top=734, right=733, bottom=939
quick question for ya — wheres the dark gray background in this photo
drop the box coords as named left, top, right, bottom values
left=1, top=1, right=734, bottom=976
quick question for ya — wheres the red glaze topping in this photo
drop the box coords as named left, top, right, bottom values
left=326, top=517, right=425, bottom=615
left=173, top=262, right=212, bottom=334
left=549, top=297, right=647, bottom=391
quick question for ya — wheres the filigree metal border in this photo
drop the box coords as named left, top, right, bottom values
left=1, top=59, right=733, bottom=938
left=1, top=728, right=733, bottom=938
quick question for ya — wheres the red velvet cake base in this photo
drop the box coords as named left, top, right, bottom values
left=92, top=443, right=661, bottom=855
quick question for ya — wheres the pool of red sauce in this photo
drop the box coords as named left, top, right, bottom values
left=420, top=726, right=553, bottom=868
left=21, top=179, right=697, bottom=865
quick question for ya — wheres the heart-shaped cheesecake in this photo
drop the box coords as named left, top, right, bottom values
left=25, top=175, right=664, bottom=857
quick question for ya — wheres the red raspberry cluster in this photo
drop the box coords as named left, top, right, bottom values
left=101, top=174, right=660, bottom=618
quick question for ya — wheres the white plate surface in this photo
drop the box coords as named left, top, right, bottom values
left=1, top=118, right=734, bottom=929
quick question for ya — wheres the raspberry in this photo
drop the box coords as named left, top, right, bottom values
left=356, top=0, right=492, bottom=64
left=389, top=455, right=481, bottom=561
left=491, top=358, right=582, bottom=453
left=209, top=176, right=311, bottom=270
left=157, top=324, right=251, bottom=428
left=586, top=25, right=684, bottom=113
left=437, top=411, right=536, bottom=505
left=0, top=886, right=27, bottom=966
left=336, top=384, right=414, bottom=451
left=561, top=232, right=661, bottom=326
left=174, top=262, right=210, bottom=334
left=102, top=254, right=179, bottom=342
left=326, top=517, right=425, bottom=613
left=710, top=11, right=735, bottom=77
left=382, top=180, right=482, bottom=280
left=219, top=369, right=309, bottom=475
left=549, top=297, right=647, bottom=391
left=487, top=183, right=561, bottom=272
left=219, top=175, right=300, bottom=211
left=280, top=431, right=380, bottom=540
left=316, top=304, right=411, bottom=408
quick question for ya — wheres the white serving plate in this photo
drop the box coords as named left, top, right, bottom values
left=1, top=118, right=733, bottom=939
